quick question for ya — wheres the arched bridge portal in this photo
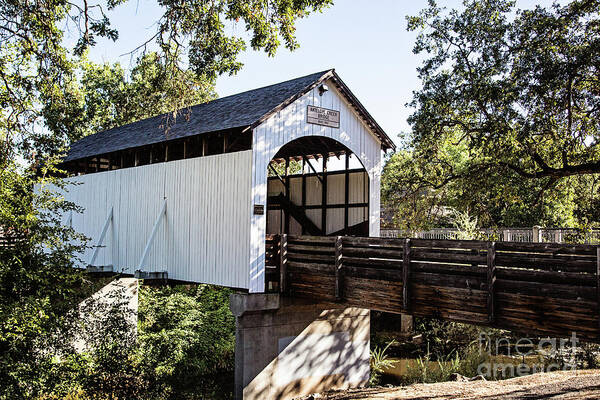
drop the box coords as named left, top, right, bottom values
left=266, top=136, right=369, bottom=238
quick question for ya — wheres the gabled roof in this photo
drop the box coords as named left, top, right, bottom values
left=64, top=69, right=395, bottom=162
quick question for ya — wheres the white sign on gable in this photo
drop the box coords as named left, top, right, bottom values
left=307, top=105, right=340, bottom=129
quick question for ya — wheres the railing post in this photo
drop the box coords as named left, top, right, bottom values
left=279, top=234, right=288, bottom=295
left=532, top=226, right=542, bottom=243
left=335, top=236, right=343, bottom=301
left=403, top=238, right=411, bottom=311
left=487, top=241, right=496, bottom=325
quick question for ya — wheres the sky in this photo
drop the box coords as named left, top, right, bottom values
left=85, top=0, right=559, bottom=147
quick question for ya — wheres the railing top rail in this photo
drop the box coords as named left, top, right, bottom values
left=279, top=234, right=599, bottom=253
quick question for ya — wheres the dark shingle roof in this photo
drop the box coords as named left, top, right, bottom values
left=65, top=69, right=394, bottom=162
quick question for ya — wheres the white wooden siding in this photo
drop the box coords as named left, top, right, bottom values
left=250, top=80, right=383, bottom=292
left=57, top=151, right=253, bottom=289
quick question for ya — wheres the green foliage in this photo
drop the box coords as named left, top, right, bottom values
left=394, top=319, right=495, bottom=384
left=42, top=52, right=217, bottom=148
left=577, top=343, right=600, bottom=369
left=382, top=149, right=451, bottom=231
left=136, top=284, right=235, bottom=400
left=382, top=137, right=596, bottom=229
left=408, top=0, right=600, bottom=181
left=383, top=0, right=600, bottom=230
left=401, top=344, right=487, bottom=385
left=1, top=0, right=333, bottom=160
left=4, top=281, right=236, bottom=400
left=413, top=319, right=483, bottom=359
left=448, top=209, right=479, bottom=240
left=268, top=159, right=303, bottom=178
left=369, top=340, right=398, bottom=386
left=0, top=161, right=92, bottom=399
left=150, top=0, right=333, bottom=80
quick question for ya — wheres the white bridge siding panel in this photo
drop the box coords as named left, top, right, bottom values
left=250, top=79, right=383, bottom=292
left=305, top=176, right=322, bottom=206
left=59, top=150, right=253, bottom=289
left=62, top=171, right=115, bottom=268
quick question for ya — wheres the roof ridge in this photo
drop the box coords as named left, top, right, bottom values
left=73, top=69, right=333, bottom=141
left=63, top=68, right=395, bottom=163
left=202, top=69, right=333, bottom=105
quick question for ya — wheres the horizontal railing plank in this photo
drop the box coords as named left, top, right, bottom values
left=271, top=234, right=600, bottom=343
left=495, top=241, right=596, bottom=255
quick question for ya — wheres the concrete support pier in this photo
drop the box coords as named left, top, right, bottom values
left=230, top=293, right=370, bottom=400
left=401, top=314, right=414, bottom=335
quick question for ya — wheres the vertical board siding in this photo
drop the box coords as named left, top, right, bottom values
left=57, top=150, right=253, bottom=289
left=305, top=176, right=322, bottom=205
left=326, top=175, right=344, bottom=204
left=250, top=79, right=383, bottom=292
left=289, top=178, right=302, bottom=204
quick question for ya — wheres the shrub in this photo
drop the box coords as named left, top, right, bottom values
left=135, top=284, right=235, bottom=400
left=369, top=340, right=398, bottom=386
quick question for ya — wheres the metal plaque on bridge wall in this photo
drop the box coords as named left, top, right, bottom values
left=307, top=105, right=340, bottom=128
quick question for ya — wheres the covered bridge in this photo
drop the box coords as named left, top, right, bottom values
left=58, top=69, right=395, bottom=293
left=55, top=70, right=600, bottom=400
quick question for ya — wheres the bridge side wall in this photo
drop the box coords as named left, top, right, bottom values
left=230, top=293, right=370, bottom=400
left=249, top=80, right=383, bottom=292
left=55, top=150, right=253, bottom=289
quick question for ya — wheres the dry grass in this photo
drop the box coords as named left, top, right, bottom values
left=297, top=370, right=600, bottom=400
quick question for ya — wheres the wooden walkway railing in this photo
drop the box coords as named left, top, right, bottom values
left=265, top=234, right=600, bottom=343
left=381, top=227, right=600, bottom=244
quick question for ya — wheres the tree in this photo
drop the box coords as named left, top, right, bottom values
left=383, top=0, right=600, bottom=229
left=0, top=161, right=93, bottom=399
left=135, top=284, right=235, bottom=400
left=42, top=52, right=217, bottom=150
left=382, top=130, right=591, bottom=229
left=1, top=0, right=333, bottom=162
left=404, top=0, right=600, bottom=201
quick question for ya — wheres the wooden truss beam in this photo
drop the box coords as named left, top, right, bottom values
left=301, top=154, right=323, bottom=184
left=88, top=206, right=113, bottom=266
left=137, top=198, right=167, bottom=270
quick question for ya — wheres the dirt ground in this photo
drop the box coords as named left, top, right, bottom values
left=298, top=370, right=600, bottom=400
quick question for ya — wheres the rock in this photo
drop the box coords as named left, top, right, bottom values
left=449, top=373, right=469, bottom=382
left=470, top=374, right=487, bottom=381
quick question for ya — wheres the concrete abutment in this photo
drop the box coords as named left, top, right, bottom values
left=230, top=293, right=370, bottom=400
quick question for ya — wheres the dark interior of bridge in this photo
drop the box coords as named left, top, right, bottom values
left=266, top=136, right=369, bottom=237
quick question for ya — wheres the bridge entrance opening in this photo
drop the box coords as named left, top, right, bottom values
left=266, top=136, right=369, bottom=237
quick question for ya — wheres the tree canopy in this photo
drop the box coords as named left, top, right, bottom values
left=407, top=0, right=600, bottom=183
left=0, top=0, right=333, bottom=163
left=41, top=52, right=217, bottom=154
left=382, top=0, right=600, bottom=230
